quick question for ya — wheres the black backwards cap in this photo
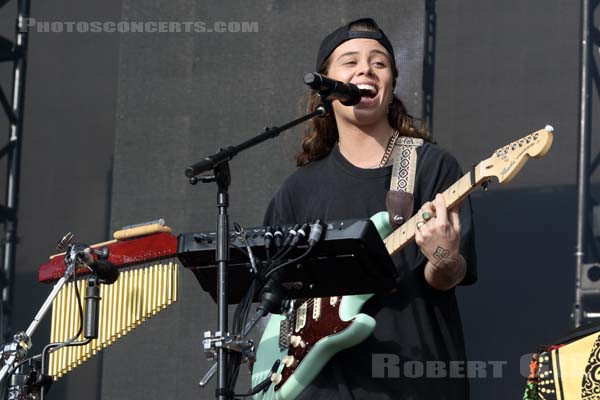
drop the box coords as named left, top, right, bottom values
left=315, top=18, right=397, bottom=76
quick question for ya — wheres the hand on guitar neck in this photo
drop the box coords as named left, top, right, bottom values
left=416, top=193, right=467, bottom=290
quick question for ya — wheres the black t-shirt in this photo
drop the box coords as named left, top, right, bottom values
left=263, top=142, right=477, bottom=400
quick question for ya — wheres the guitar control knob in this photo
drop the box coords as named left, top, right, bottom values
left=282, top=355, right=296, bottom=368
left=289, top=335, right=305, bottom=348
left=271, top=373, right=282, bottom=385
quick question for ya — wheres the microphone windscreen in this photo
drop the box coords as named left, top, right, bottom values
left=95, top=259, right=119, bottom=285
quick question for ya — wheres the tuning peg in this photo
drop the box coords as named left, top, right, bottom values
left=545, top=125, right=554, bottom=132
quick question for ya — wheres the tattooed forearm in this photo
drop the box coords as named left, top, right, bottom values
left=424, top=252, right=466, bottom=290
left=432, top=246, right=458, bottom=269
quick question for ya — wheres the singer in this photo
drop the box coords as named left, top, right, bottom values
left=263, top=18, right=477, bottom=399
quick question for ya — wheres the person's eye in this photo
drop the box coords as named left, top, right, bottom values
left=373, top=61, right=386, bottom=67
left=344, top=60, right=357, bottom=65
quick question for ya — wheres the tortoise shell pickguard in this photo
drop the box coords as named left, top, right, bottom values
left=275, top=297, right=352, bottom=391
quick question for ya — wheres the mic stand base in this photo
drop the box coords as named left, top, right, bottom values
left=8, top=358, right=51, bottom=400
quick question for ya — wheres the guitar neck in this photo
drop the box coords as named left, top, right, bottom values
left=383, top=165, right=487, bottom=256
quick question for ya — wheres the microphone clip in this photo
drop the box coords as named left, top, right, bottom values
left=315, top=100, right=332, bottom=117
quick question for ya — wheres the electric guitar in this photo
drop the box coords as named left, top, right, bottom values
left=251, top=127, right=555, bottom=400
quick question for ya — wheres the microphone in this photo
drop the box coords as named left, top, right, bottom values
left=83, top=259, right=118, bottom=339
left=303, top=72, right=362, bottom=106
left=84, top=277, right=101, bottom=339
left=78, top=247, right=119, bottom=284
left=92, top=259, right=119, bottom=285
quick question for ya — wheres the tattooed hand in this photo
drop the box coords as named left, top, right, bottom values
left=431, top=246, right=458, bottom=269
left=415, top=194, right=466, bottom=290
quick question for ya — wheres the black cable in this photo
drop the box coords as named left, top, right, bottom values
left=230, top=218, right=261, bottom=371
left=5, top=275, right=85, bottom=384
left=264, top=226, right=273, bottom=261
left=233, top=359, right=281, bottom=397
left=271, top=224, right=298, bottom=260
left=228, top=278, right=258, bottom=391
left=255, top=221, right=322, bottom=318
left=273, top=226, right=283, bottom=251
left=240, top=310, right=268, bottom=343
left=235, top=223, right=258, bottom=274
left=228, top=262, right=268, bottom=389
left=271, top=224, right=310, bottom=265
left=264, top=246, right=314, bottom=279
left=233, top=380, right=271, bottom=397
left=226, top=220, right=322, bottom=394
left=40, top=277, right=85, bottom=363
left=38, top=276, right=87, bottom=400
left=1, top=274, right=87, bottom=400
left=228, top=223, right=263, bottom=392
left=264, top=220, right=322, bottom=279
left=39, top=338, right=92, bottom=400
left=273, top=246, right=293, bottom=262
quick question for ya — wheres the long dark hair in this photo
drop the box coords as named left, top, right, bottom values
left=296, top=21, right=429, bottom=167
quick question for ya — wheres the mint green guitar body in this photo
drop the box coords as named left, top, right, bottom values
left=251, top=212, right=392, bottom=400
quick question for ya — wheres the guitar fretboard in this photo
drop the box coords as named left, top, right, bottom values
left=383, top=167, right=485, bottom=256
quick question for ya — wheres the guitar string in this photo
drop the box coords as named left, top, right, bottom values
left=285, top=298, right=319, bottom=324
left=285, top=296, right=339, bottom=326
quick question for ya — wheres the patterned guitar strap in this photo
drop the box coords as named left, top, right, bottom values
left=386, top=136, right=424, bottom=229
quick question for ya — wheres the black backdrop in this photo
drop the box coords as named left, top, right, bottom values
left=105, top=2, right=425, bottom=399
left=5, top=0, right=594, bottom=399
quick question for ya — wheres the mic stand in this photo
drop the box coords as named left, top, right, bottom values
left=187, top=102, right=330, bottom=400
left=8, top=358, right=51, bottom=400
left=185, top=103, right=330, bottom=179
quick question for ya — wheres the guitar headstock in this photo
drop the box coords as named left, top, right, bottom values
left=478, top=126, right=554, bottom=184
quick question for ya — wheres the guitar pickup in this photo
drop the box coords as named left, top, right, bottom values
left=279, top=318, right=290, bottom=351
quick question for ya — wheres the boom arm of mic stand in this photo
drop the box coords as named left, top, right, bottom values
left=185, top=104, right=329, bottom=179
